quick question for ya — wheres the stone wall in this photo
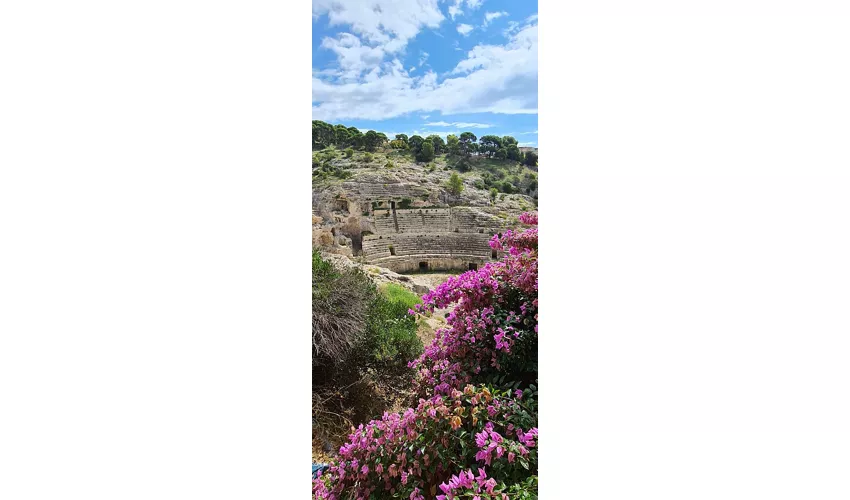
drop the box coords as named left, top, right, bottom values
left=362, top=233, right=494, bottom=272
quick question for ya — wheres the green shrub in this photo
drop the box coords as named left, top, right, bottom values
left=312, top=162, right=352, bottom=181
left=385, top=160, right=394, bottom=169
left=363, top=152, right=373, bottom=162
left=446, top=172, right=464, bottom=195
left=312, top=250, right=423, bottom=436
left=416, top=140, right=435, bottom=162
left=455, top=157, right=471, bottom=172
left=380, top=283, right=422, bottom=310
left=490, top=187, right=499, bottom=204
left=344, top=147, right=354, bottom=158
left=398, top=198, right=413, bottom=209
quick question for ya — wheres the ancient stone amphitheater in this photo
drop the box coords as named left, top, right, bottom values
left=313, top=177, right=522, bottom=274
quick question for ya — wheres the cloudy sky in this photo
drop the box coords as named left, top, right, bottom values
left=312, top=0, right=538, bottom=146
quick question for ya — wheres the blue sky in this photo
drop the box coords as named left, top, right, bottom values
left=312, top=0, right=538, bottom=146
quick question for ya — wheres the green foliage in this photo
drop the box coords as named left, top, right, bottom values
left=408, top=134, right=425, bottom=154
left=446, top=134, right=460, bottom=156
left=426, top=134, right=446, bottom=155
left=459, top=131, right=477, bottom=157
left=398, top=198, right=413, bottom=209
left=363, top=152, right=373, bottom=163
left=385, top=160, right=394, bottom=169
left=363, top=130, right=381, bottom=152
left=380, top=283, right=422, bottom=311
left=447, top=172, right=464, bottom=195
left=479, top=134, right=503, bottom=157
left=523, top=151, right=538, bottom=166
left=312, top=159, right=352, bottom=181
left=312, top=120, right=335, bottom=150
left=394, top=133, right=409, bottom=145
left=312, top=250, right=423, bottom=429
left=490, top=187, right=499, bottom=204
left=344, top=147, right=354, bottom=158
left=454, top=156, right=472, bottom=172
left=416, top=140, right=435, bottom=162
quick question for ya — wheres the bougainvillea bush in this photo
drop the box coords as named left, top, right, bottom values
left=314, top=212, right=538, bottom=500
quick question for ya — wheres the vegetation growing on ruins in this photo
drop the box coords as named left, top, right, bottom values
left=447, top=172, right=465, bottom=196
left=379, top=283, right=422, bottom=311
left=313, top=213, right=539, bottom=500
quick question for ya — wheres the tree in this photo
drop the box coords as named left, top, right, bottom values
left=494, top=148, right=507, bottom=160
left=446, top=134, right=460, bottom=156
left=363, top=130, right=381, bottom=152
left=479, top=135, right=503, bottom=158
left=489, top=187, right=499, bottom=204
left=312, top=120, right=334, bottom=150
left=394, top=134, right=409, bottom=146
left=426, top=134, right=446, bottom=155
left=506, top=143, right=521, bottom=161
left=523, top=151, right=538, bottom=167
left=501, top=135, right=518, bottom=147
left=416, top=140, right=435, bottom=162
left=347, top=127, right=363, bottom=149
left=333, top=124, right=351, bottom=146
left=459, top=132, right=477, bottom=157
left=389, top=139, right=408, bottom=150
left=446, top=172, right=464, bottom=195
left=376, top=133, right=388, bottom=148
left=408, top=135, right=425, bottom=154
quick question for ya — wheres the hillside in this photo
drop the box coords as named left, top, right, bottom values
left=312, top=147, right=537, bottom=273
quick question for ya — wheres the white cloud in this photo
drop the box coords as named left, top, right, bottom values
left=421, top=115, right=430, bottom=120
left=446, top=0, right=485, bottom=20
left=320, top=33, right=385, bottom=80
left=425, top=121, right=492, bottom=128
left=313, top=0, right=444, bottom=56
left=448, top=0, right=463, bottom=20
left=518, top=130, right=538, bottom=135
left=518, top=142, right=537, bottom=147
left=312, top=16, right=537, bottom=121
left=419, top=51, right=430, bottom=66
left=503, top=21, right=520, bottom=37
left=457, top=23, right=474, bottom=36
left=483, top=11, right=507, bottom=27
left=525, top=13, right=538, bottom=23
